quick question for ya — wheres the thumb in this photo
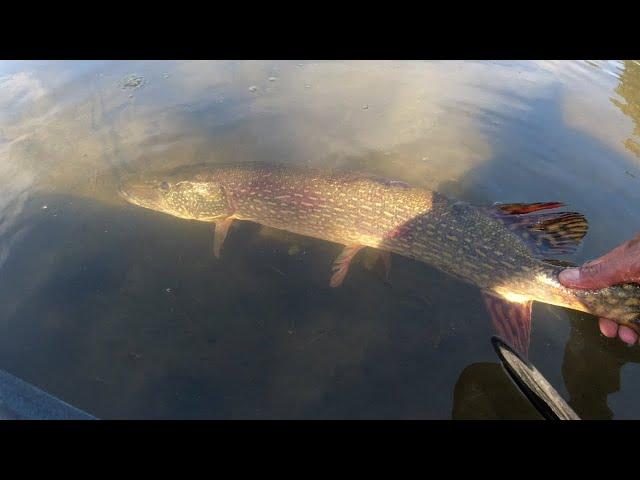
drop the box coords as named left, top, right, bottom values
left=559, top=261, right=613, bottom=290
left=558, top=267, right=583, bottom=288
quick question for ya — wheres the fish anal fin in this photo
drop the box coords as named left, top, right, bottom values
left=482, top=292, right=532, bottom=358
left=493, top=202, right=564, bottom=215
left=213, top=217, right=235, bottom=258
left=330, top=244, right=364, bottom=288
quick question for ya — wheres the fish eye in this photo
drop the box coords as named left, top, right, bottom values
left=160, top=181, right=170, bottom=191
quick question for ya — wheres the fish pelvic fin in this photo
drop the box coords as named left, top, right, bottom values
left=482, top=291, right=533, bottom=358
left=362, top=249, right=392, bottom=280
left=378, top=251, right=392, bottom=280
left=490, top=202, right=588, bottom=256
left=330, top=244, right=365, bottom=287
left=213, top=217, right=235, bottom=258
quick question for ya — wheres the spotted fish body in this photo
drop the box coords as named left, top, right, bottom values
left=119, top=162, right=640, bottom=345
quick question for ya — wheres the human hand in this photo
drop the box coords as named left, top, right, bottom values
left=559, top=233, right=640, bottom=345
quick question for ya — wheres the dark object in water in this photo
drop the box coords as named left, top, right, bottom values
left=0, top=368, right=96, bottom=420
left=492, top=336, right=579, bottom=420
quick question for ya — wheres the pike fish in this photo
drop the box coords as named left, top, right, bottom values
left=119, top=162, right=640, bottom=355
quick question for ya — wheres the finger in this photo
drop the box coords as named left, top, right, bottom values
left=618, top=326, right=639, bottom=345
left=599, top=318, right=619, bottom=338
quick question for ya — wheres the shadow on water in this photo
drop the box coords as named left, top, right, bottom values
left=0, top=190, right=487, bottom=418
left=448, top=63, right=640, bottom=420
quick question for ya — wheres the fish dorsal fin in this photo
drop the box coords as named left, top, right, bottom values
left=494, top=202, right=565, bottom=215
left=489, top=202, right=588, bottom=256
left=483, top=292, right=532, bottom=357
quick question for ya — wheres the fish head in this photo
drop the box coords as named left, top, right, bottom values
left=119, top=170, right=231, bottom=221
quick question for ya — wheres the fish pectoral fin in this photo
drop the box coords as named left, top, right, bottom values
left=330, top=244, right=365, bottom=288
left=482, top=291, right=532, bottom=358
left=213, top=217, right=234, bottom=258
left=489, top=202, right=588, bottom=256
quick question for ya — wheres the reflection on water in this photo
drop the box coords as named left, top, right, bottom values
left=612, top=60, right=640, bottom=158
left=452, top=362, right=542, bottom=420
left=0, top=60, right=639, bottom=418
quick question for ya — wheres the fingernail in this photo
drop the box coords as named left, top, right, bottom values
left=559, top=268, right=580, bottom=284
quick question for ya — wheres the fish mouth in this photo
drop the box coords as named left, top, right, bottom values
left=117, top=182, right=132, bottom=201
left=118, top=176, right=162, bottom=208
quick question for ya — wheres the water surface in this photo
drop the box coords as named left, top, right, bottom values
left=1, top=60, right=639, bottom=419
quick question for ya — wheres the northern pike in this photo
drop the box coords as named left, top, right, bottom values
left=119, top=162, right=640, bottom=355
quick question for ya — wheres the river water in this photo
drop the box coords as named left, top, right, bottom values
left=0, top=60, right=639, bottom=419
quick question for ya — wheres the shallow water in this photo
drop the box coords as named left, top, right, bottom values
left=1, top=60, right=639, bottom=419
